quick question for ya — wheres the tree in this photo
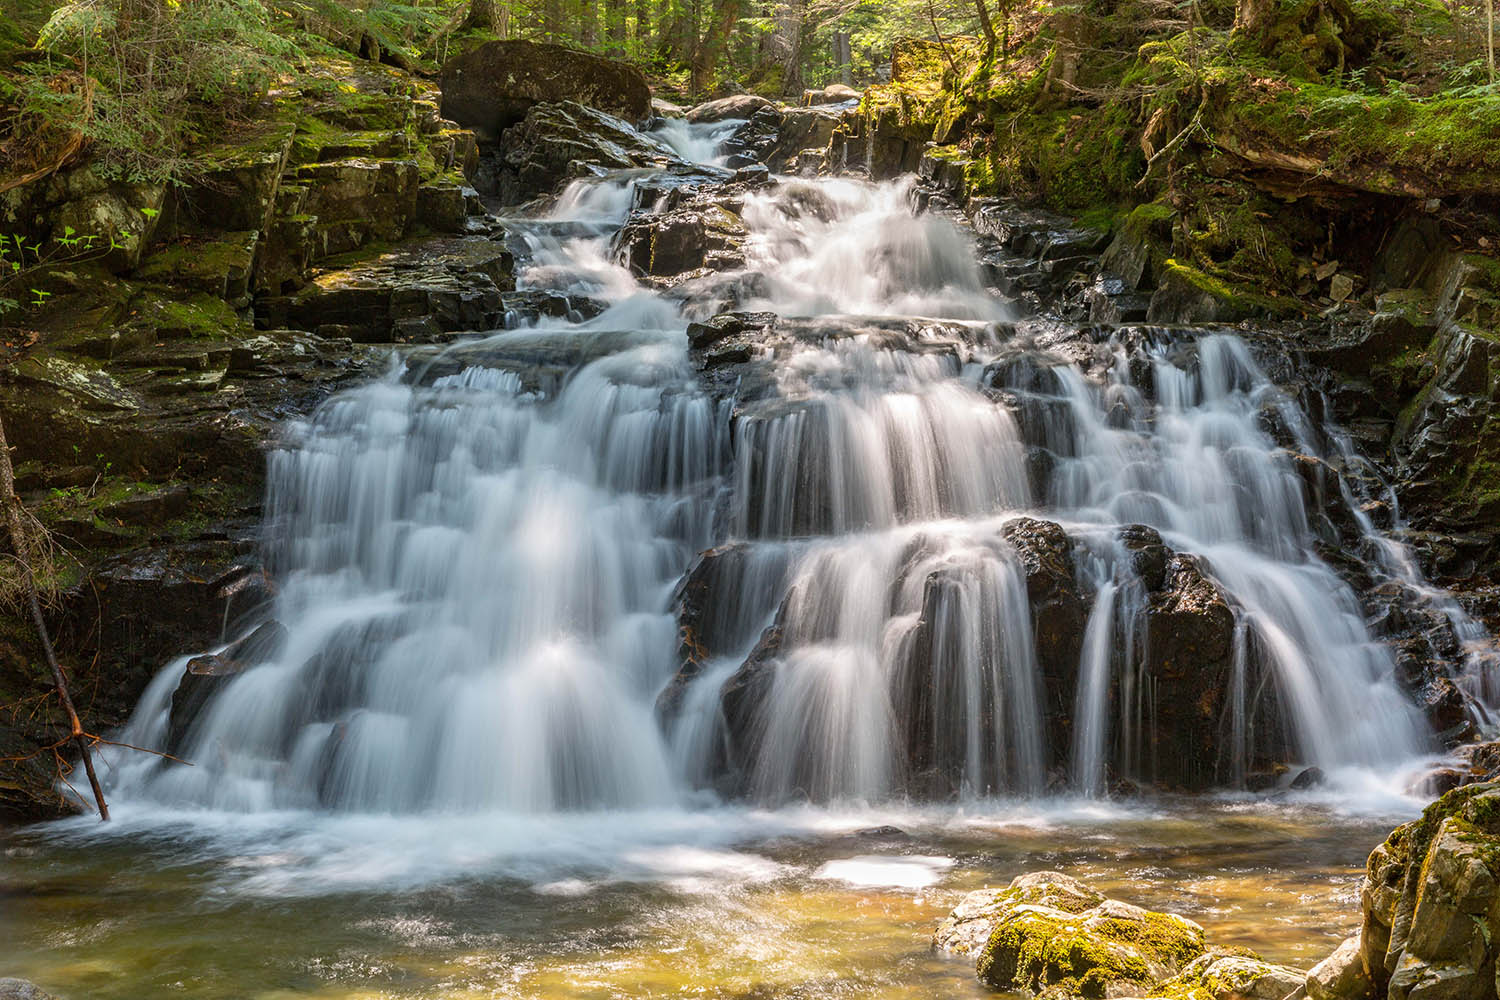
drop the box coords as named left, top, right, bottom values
left=464, top=0, right=499, bottom=33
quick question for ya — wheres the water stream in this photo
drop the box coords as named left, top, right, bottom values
left=0, top=115, right=1477, bottom=998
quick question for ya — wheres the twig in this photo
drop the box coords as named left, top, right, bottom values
left=1137, top=106, right=1204, bottom=188
left=0, top=409, right=109, bottom=820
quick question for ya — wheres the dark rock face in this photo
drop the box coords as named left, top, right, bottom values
left=615, top=196, right=748, bottom=279
left=479, top=101, right=684, bottom=204
left=999, top=518, right=1087, bottom=686
left=766, top=106, right=844, bottom=172
left=167, top=620, right=289, bottom=754
left=439, top=40, right=652, bottom=140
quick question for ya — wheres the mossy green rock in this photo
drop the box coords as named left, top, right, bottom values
left=958, top=872, right=1207, bottom=997
left=1349, top=782, right=1500, bottom=1000
left=1154, top=950, right=1305, bottom=1000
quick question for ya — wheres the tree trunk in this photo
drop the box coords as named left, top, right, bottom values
left=1489, top=0, right=1496, bottom=85
left=580, top=0, right=600, bottom=45
left=545, top=0, right=564, bottom=41
left=634, top=0, right=651, bottom=48
left=692, top=0, right=743, bottom=95
left=0, top=411, right=108, bottom=821
left=974, top=0, right=998, bottom=54
left=833, top=30, right=851, bottom=84
left=606, top=0, right=627, bottom=54
left=463, top=0, right=498, bottom=33
left=776, top=0, right=806, bottom=96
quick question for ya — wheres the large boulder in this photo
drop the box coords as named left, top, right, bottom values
left=1304, top=782, right=1500, bottom=1000
left=686, top=94, right=776, bottom=123
left=950, top=872, right=1208, bottom=997
left=439, top=40, right=652, bottom=140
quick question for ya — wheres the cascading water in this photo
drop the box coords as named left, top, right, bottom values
left=102, top=118, right=1455, bottom=821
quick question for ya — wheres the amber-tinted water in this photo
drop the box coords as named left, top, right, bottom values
left=1, top=797, right=1407, bottom=999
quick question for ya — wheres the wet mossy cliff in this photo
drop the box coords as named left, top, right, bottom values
left=0, top=53, right=508, bottom=821
left=836, top=1, right=1500, bottom=606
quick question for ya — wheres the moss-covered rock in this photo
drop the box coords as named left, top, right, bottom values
left=943, top=872, right=1207, bottom=997
left=1155, top=950, right=1305, bottom=1000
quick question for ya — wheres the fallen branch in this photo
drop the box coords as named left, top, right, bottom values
left=0, top=408, right=109, bottom=820
left=0, top=131, right=86, bottom=196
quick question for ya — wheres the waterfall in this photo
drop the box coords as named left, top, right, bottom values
left=101, top=117, right=1455, bottom=816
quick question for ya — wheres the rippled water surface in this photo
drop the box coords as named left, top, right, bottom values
left=2, top=798, right=1408, bottom=999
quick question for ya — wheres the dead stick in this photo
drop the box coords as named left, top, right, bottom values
left=0, top=410, right=108, bottom=820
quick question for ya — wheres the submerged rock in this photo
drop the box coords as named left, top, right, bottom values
left=438, top=40, right=652, bottom=140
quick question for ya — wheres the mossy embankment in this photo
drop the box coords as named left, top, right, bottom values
left=858, top=0, right=1500, bottom=315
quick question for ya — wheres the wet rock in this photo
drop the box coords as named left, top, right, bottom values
left=721, top=106, right=785, bottom=165
left=167, top=620, right=289, bottom=754
left=438, top=40, right=652, bottom=140
left=802, top=84, right=860, bottom=106
left=1306, top=935, right=1374, bottom=1000
left=652, top=98, right=686, bottom=118
left=259, top=236, right=514, bottom=340
left=686, top=310, right=777, bottom=352
left=951, top=871, right=1207, bottom=996
left=1290, top=765, right=1327, bottom=789
left=1343, top=782, right=1500, bottom=1000
left=616, top=198, right=748, bottom=278
left=999, top=517, right=1086, bottom=684
left=295, top=158, right=421, bottom=250
left=415, top=179, right=479, bottom=233
left=179, top=126, right=295, bottom=234
left=935, top=871, right=1105, bottom=958
left=134, top=232, right=260, bottom=306
left=657, top=542, right=787, bottom=725
left=1148, top=262, right=1262, bottom=325
left=1161, top=951, right=1306, bottom=1000
left=766, top=106, right=843, bottom=172
left=0, top=980, right=61, bottom=1000
left=687, top=94, right=775, bottom=123
left=481, top=101, right=686, bottom=204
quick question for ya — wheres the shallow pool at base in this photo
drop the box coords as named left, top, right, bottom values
left=1, top=798, right=1406, bottom=999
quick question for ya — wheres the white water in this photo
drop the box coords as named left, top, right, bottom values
left=99, top=120, right=1451, bottom=828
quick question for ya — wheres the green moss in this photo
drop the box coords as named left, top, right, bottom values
left=128, top=289, right=246, bottom=340
left=975, top=879, right=1206, bottom=998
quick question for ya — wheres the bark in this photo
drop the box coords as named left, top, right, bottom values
left=606, top=0, right=628, bottom=54
left=692, top=0, right=743, bottom=95
left=776, top=0, right=806, bottom=96
left=634, top=0, right=652, bottom=47
left=579, top=0, right=600, bottom=46
left=1489, top=0, right=1496, bottom=85
left=463, top=0, right=498, bottom=33
left=0, top=411, right=108, bottom=821
left=974, top=0, right=998, bottom=54
left=545, top=0, right=564, bottom=41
